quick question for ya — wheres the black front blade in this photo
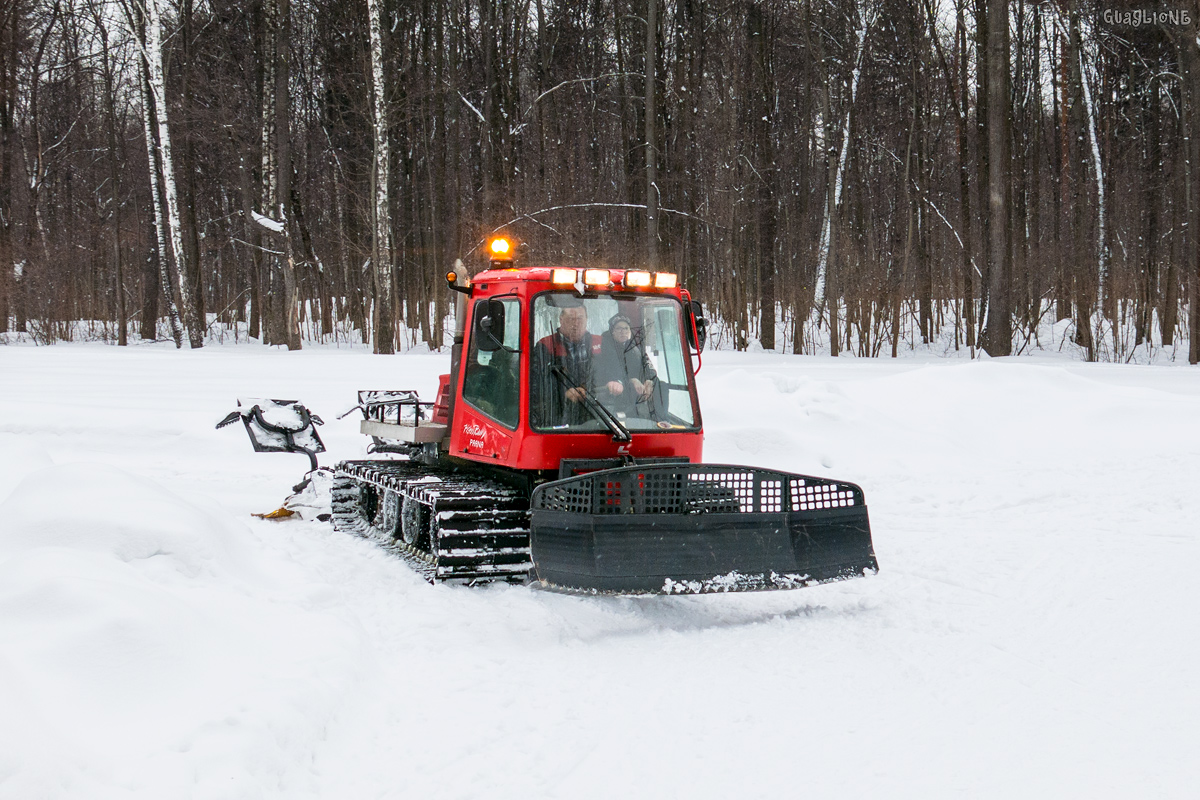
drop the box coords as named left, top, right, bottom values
left=529, top=464, right=878, bottom=595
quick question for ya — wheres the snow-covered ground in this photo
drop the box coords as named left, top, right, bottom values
left=2, top=343, right=1198, bottom=799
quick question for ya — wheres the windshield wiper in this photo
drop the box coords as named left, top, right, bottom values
left=549, top=365, right=632, bottom=443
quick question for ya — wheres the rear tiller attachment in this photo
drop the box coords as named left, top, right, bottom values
left=216, top=398, right=326, bottom=472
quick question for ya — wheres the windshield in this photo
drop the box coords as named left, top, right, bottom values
left=530, top=292, right=698, bottom=433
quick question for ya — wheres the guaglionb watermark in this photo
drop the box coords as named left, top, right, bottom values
left=1102, top=8, right=1193, bottom=27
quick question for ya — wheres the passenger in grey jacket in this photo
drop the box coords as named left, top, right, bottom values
left=596, top=314, right=657, bottom=417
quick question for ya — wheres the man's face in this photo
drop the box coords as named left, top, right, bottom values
left=559, top=306, right=589, bottom=342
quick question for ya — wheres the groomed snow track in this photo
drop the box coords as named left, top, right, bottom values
left=331, top=459, right=533, bottom=584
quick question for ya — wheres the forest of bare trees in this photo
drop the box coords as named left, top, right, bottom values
left=0, top=0, right=1197, bottom=361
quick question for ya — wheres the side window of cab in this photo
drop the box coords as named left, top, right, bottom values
left=462, top=297, right=520, bottom=428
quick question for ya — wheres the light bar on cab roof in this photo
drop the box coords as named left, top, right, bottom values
left=624, top=270, right=652, bottom=288
left=551, top=268, right=577, bottom=284
left=654, top=272, right=678, bottom=289
left=583, top=269, right=611, bottom=286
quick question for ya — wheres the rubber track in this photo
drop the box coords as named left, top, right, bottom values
left=331, top=459, right=532, bottom=584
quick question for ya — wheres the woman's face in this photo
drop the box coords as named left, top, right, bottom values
left=612, top=321, right=632, bottom=343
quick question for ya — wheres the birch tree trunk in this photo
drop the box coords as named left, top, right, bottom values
left=1077, top=32, right=1107, bottom=342
left=812, top=4, right=871, bottom=357
left=812, top=5, right=870, bottom=313
left=138, top=55, right=183, bottom=347
left=1066, top=8, right=1094, bottom=359
left=368, top=0, right=394, bottom=354
left=145, top=0, right=203, bottom=347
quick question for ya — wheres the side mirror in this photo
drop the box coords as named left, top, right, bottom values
left=687, top=300, right=707, bottom=352
left=474, top=298, right=507, bottom=352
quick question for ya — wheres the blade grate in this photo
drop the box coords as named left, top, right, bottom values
left=533, top=465, right=863, bottom=515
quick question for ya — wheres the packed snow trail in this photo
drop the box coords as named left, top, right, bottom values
left=1, top=344, right=1198, bottom=799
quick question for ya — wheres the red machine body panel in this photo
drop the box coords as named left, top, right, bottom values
left=445, top=266, right=704, bottom=472
left=431, top=374, right=452, bottom=425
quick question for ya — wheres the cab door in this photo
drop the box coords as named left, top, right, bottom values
left=450, top=296, right=522, bottom=462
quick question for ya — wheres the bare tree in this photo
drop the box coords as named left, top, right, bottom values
left=0, top=0, right=17, bottom=335
left=143, top=0, right=202, bottom=347
left=256, top=0, right=301, bottom=349
left=367, top=0, right=393, bottom=354
left=0, top=0, right=1192, bottom=364
left=813, top=0, right=872, bottom=356
left=747, top=1, right=776, bottom=350
left=121, top=0, right=183, bottom=346
left=1181, top=11, right=1200, bottom=363
left=92, top=1, right=127, bottom=345
left=981, top=0, right=1011, bottom=355
left=645, top=0, right=658, bottom=270
left=1075, top=12, right=1106, bottom=344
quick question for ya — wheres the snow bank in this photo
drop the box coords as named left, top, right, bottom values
left=0, top=464, right=361, bottom=799
left=2, top=344, right=1199, bottom=798
left=0, top=433, right=53, bottom=505
left=0, top=464, right=244, bottom=578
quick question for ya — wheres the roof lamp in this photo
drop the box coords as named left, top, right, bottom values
left=583, top=269, right=611, bottom=286
left=551, top=268, right=577, bottom=284
left=624, top=270, right=652, bottom=288
left=654, top=272, right=678, bottom=289
left=488, top=237, right=513, bottom=260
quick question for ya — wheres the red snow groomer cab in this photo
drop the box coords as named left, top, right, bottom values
left=331, top=236, right=878, bottom=595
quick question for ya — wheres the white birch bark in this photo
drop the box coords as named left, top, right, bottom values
left=137, top=55, right=183, bottom=348
left=367, top=0, right=394, bottom=354
left=1050, top=11, right=1108, bottom=318
left=1077, top=44, right=1107, bottom=306
left=145, top=0, right=202, bottom=347
left=813, top=5, right=873, bottom=310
